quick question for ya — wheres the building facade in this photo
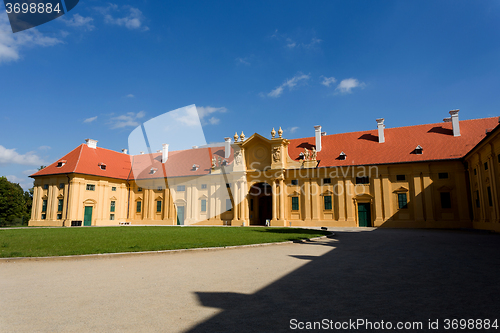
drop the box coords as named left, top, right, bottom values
left=29, top=111, right=500, bottom=232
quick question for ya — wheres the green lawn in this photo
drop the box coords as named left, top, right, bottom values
left=0, top=226, right=329, bottom=258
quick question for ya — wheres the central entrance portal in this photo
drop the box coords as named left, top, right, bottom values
left=249, top=182, right=272, bottom=225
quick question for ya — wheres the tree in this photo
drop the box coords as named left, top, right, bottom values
left=0, top=176, right=29, bottom=226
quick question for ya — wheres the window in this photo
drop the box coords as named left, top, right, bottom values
left=339, top=151, right=346, bottom=160
left=59, top=183, right=65, bottom=189
left=201, top=184, right=207, bottom=189
left=487, top=187, right=493, bottom=207
left=291, top=179, right=298, bottom=186
left=112, top=187, right=117, bottom=191
left=201, top=199, right=207, bottom=212
left=177, top=185, right=185, bottom=191
left=100, top=164, right=107, bottom=170
left=414, top=145, right=423, bottom=155
left=324, top=195, right=332, bottom=210
left=57, top=199, right=63, bottom=212
left=292, top=197, right=299, bottom=211
left=396, top=174, right=406, bottom=181
left=484, top=162, right=488, bottom=170
left=355, top=177, right=369, bottom=184
left=157, top=186, right=163, bottom=191
left=474, top=168, right=477, bottom=176
left=398, top=193, right=408, bottom=209
left=110, top=201, right=116, bottom=212
left=250, top=199, right=254, bottom=211
left=56, top=161, right=65, bottom=167
left=226, top=199, right=232, bottom=211
left=438, top=172, right=448, bottom=179
left=86, top=184, right=95, bottom=191
left=57, top=213, right=62, bottom=220
left=110, top=214, right=115, bottom=220
left=475, top=190, right=480, bottom=208
left=323, top=178, right=331, bottom=185
left=43, top=184, right=49, bottom=190
left=226, top=183, right=230, bottom=188
left=498, top=154, right=500, bottom=163
left=138, top=187, right=143, bottom=192
left=440, top=192, right=451, bottom=209
left=136, top=201, right=142, bottom=213
left=42, top=199, right=47, bottom=212
left=41, top=214, right=46, bottom=220
left=156, top=200, right=162, bottom=213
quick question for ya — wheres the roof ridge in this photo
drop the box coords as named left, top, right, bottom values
left=290, top=116, right=498, bottom=141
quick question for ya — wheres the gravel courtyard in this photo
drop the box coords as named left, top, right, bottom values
left=1, top=228, right=499, bottom=332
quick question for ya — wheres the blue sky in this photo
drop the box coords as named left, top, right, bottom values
left=1, top=1, right=500, bottom=189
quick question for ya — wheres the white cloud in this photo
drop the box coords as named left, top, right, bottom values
left=196, top=106, right=227, bottom=126
left=60, top=14, right=95, bottom=31
left=288, top=126, right=299, bottom=134
left=97, top=5, right=149, bottom=31
left=0, top=145, right=44, bottom=166
left=22, top=169, right=38, bottom=176
left=0, top=15, right=64, bottom=64
left=267, top=73, right=310, bottom=98
left=126, top=94, right=135, bottom=98
left=236, top=57, right=250, bottom=66
left=110, top=111, right=146, bottom=129
left=38, top=145, right=51, bottom=151
left=6, top=175, right=34, bottom=190
left=84, top=116, right=98, bottom=123
left=321, top=76, right=337, bottom=87
left=336, top=78, right=366, bottom=94
left=272, top=30, right=322, bottom=50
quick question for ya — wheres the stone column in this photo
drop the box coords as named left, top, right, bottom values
left=373, top=175, right=384, bottom=225
left=233, top=181, right=239, bottom=221
left=345, top=178, right=355, bottom=222
left=304, top=179, right=311, bottom=221
left=487, top=155, right=499, bottom=221
left=311, top=179, right=320, bottom=221
left=381, top=174, right=392, bottom=221
left=422, top=172, right=435, bottom=222
left=209, top=184, right=215, bottom=220
left=192, top=184, right=198, bottom=222
left=240, top=179, right=247, bottom=225
left=337, top=178, right=345, bottom=221
left=412, top=173, right=424, bottom=222
left=272, top=180, right=277, bottom=220
left=31, top=186, right=39, bottom=221
left=279, top=178, right=286, bottom=224
left=186, top=185, right=192, bottom=220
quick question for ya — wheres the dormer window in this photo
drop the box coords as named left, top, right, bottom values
left=414, top=145, right=423, bottom=155
left=150, top=168, right=157, bottom=174
left=98, top=163, right=107, bottom=170
left=56, top=160, right=66, bottom=168
left=299, top=152, right=304, bottom=160
left=192, top=164, right=200, bottom=171
left=339, top=151, right=346, bottom=160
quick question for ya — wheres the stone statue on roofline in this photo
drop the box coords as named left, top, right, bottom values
left=311, top=147, right=317, bottom=161
left=212, top=156, right=217, bottom=169
left=303, top=148, right=310, bottom=161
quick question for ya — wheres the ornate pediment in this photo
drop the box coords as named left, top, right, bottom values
left=393, top=186, right=409, bottom=193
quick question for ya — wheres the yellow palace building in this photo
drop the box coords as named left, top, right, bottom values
left=29, top=110, right=500, bottom=232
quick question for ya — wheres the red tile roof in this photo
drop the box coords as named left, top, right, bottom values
left=288, top=117, right=499, bottom=167
left=31, top=117, right=498, bottom=179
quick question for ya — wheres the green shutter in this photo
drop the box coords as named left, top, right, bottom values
left=58, top=199, right=64, bottom=212
left=110, top=201, right=116, bottom=212
left=201, top=199, right=207, bottom=212
left=157, top=200, right=162, bottom=212
left=324, top=196, right=332, bottom=210
left=42, top=200, right=47, bottom=212
left=136, top=201, right=142, bottom=213
left=292, top=197, right=299, bottom=210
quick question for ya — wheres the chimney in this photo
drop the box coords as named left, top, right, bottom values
left=314, top=126, right=322, bottom=152
left=224, top=137, right=231, bottom=159
left=122, top=149, right=128, bottom=154
left=376, top=118, right=385, bottom=143
left=85, top=139, right=98, bottom=149
left=162, top=143, right=169, bottom=163
left=449, top=109, right=460, bottom=137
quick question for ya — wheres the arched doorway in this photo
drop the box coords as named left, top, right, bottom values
left=249, top=182, right=272, bottom=225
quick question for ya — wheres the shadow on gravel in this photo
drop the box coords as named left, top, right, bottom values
left=188, top=229, right=500, bottom=333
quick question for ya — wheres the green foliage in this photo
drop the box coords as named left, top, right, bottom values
left=0, top=227, right=330, bottom=258
left=0, top=176, right=31, bottom=226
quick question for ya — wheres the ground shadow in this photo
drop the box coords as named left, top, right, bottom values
left=188, top=229, right=500, bottom=332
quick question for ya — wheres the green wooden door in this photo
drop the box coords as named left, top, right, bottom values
left=358, top=203, right=371, bottom=227
left=84, top=206, right=93, bottom=226
left=177, top=206, right=185, bottom=225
